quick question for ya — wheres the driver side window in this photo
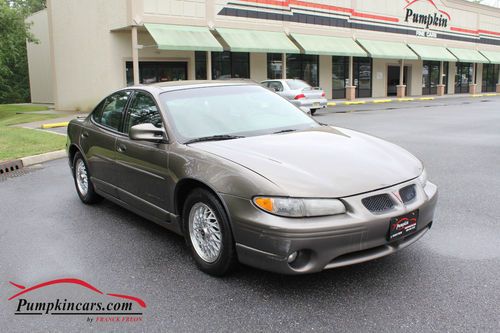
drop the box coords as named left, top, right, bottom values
left=93, top=91, right=131, bottom=131
left=124, top=92, right=163, bottom=133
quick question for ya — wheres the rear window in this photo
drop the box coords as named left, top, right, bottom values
left=286, top=80, right=311, bottom=90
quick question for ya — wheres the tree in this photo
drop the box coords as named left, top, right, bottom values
left=0, top=0, right=46, bottom=104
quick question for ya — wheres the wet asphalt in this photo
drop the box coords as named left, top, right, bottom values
left=0, top=97, right=499, bottom=332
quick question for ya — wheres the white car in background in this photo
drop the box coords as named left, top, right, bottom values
left=261, top=79, right=328, bottom=115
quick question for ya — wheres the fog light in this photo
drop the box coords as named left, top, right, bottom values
left=287, top=251, right=298, bottom=263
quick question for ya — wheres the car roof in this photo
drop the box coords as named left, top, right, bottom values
left=124, top=80, right=258, bottom=94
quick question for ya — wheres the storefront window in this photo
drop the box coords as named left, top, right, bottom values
left=482, top=64, right=500, bottom=93
left=195, top=51, right=207, bottom=80
left=126, top=61, right=187, bottom=86
left=267, top=53, right=283, bottom=79
left=211, top=51, right=249, bottom=80
left=286, top=54, right=319, bottom=87
left=455, top=62, right=473, bottom=94
left=422, top=61, right=449, bottom=95
left=331, top=56, right=372, bottom=99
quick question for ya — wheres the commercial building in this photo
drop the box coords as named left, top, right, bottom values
left=27, top=0, right=500, bottom=111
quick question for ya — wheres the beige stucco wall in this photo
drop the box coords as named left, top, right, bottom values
left=447, top=62, right=456, bottom=94
left=250, top=53, right=267, bottom=83
left=319, top=55, right=332, bottom=98
left=26, top=10, right=54, bottom=104
left=26, top=0, right=500, bottom=110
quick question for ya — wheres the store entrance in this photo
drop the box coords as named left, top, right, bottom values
left=387, top=65, right=408, bottom=96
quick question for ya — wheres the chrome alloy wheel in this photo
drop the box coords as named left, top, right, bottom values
left=75, top=159, right=89, bottom=196
left=188, top=203, right=222, bottom=263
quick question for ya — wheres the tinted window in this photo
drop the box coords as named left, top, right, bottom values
left=94, top=91, right=131, bottom=131
left=124, top=92, right=163, bottom=133
left=268, top=81, right=284, bottom=92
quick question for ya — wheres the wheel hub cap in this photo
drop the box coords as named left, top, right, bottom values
left=75, top=159, right=89, bottom=196
left=189, top=203, right=222, bottom=263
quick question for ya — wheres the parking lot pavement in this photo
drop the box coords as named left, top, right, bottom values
left=1, top=97, right=499, bottom=332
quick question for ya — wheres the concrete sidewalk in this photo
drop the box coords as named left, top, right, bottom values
left=327, top=92, right=498, bottom=106
left=12, top=113, right=88, bottom=135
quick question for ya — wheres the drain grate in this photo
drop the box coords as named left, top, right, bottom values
left=0, top=160, right=23, bottom=175
left=0, top=164, right=43, bottom=182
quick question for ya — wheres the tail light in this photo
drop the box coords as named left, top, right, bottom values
left=294, top=93, right=306, bottom=100
left=321, top=92, right=326, bottom=97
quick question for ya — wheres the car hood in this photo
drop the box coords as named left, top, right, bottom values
left=191, top=126, right=423, bottom=198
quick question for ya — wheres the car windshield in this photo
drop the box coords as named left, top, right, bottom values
left=160, top=85, right=319, bottom=143
left=286, top=80, right=311, bottom=90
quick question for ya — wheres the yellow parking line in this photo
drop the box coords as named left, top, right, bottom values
left=472, top=94, right=484, bottom=97
left=327, top=102, right=337, bottom=107
left=373, top=99, right=393, bottom=104
left=419, top=97, right=434, bottom=101
left=397, top=98, right=415, bottom=102
left=41, top=122, right=69, bottom=129
left=484, top=93, right=497, bottom=97
left=343, top=101, right=367, bottom=105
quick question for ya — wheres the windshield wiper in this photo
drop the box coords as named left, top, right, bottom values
left=184, top=135, right=245, bottom=144
left=273, top=129, right=297, bottom=134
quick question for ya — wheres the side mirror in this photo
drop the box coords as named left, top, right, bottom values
left=129, top=123, right=167, bottom=143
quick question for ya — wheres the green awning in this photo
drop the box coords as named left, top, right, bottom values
left=144, top=23, right=223, bottom=52
left=447, top=47, right=489, bottom=63
left=479, top=50, right=500, bottom=64
left=291, top=33, right=367, bottom=57
left=357, top=39, right=418, bottom=60
left=407, top=44, right=457, bottom=62
left=216, top=28, right=300, bottom=53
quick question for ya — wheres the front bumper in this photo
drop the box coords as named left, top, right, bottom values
left=221, top=179, right=438, bottom=274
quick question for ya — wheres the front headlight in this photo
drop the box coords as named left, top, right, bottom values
left=253, top=197, right=346, bottom=217
left=417, top=168, right=428, bottom=186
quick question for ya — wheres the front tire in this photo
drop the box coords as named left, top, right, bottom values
left=183, top=188, right=237, bottom=276
left=310, top=109, right=317, bottom=115
left=73, top=152, right=102, bottom=204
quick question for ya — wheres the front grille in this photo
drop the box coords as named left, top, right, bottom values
left=362, top=194, right=394, bottom=213
left=399, top=185, right=416, bottom=203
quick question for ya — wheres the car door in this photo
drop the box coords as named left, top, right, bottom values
left=113, top=90, right=172, bottom=222
left=81, top=90, right=131, bottom=196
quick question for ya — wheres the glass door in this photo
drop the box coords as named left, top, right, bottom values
left=422, top=61, right=440, bottom=95
left=332, top=56, right=348, bottom=99
left=455, top=62, right=473, bottom=94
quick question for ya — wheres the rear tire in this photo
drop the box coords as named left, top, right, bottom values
left=183, top=188, right=237, bottom=276
left=72, top=152, right=102, bottom=204
left=310, top=109, right=317, bottom=115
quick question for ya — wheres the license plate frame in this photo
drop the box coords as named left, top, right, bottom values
left=388, top=210, right=419, bottom=241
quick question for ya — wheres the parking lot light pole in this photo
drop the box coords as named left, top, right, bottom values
left=131, top=26, right=140, bottom=85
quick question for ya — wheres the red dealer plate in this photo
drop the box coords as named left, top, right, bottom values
left=388, top=210, right=418, bottom=241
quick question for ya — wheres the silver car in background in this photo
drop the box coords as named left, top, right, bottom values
left=261, top=79, right=327, bottom=115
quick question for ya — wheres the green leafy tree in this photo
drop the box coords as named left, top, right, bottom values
left=0, top=0, right=45, bottom=104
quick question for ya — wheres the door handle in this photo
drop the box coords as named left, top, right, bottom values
left=116, top=143, right=127, bottom=153
left=81, top=131, right=89, bottom=138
